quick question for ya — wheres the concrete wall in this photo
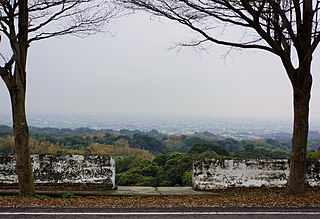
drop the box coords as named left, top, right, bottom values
left=0, top=154, right=115, bottom=189
left=193, top=158, right=320, bottom=190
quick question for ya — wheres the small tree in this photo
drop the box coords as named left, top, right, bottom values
left=118, top=0, right=320, bottom=193
left=0, top=0, right=118, bottom=196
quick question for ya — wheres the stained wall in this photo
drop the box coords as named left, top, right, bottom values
left=193, top=158, right=320, bottom=190
left=0, top=154, right=115, bottom=189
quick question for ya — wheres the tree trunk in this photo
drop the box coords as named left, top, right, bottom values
left=287, top=61, right=312, bottom=194
left=9, top=83, right=35, bottom=196
left=6, top=0, right=36, bottom=196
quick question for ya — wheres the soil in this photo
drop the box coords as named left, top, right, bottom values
left=0, top=187, right=319, bottom=208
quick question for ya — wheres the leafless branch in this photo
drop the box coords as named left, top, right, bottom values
left=116, top=0, right=319, bottom=74
left=27, top=0, right=120, bottom=42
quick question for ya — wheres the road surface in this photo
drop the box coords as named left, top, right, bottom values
left=0, top=207, right=319, bottom=219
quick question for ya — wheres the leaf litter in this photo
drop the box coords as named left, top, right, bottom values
left=1, top=187, right=320, bottom=208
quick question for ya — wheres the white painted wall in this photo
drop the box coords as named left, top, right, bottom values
left=0, top=154, right=115, bottom=189
left=193, top=158, right=320, bottom=190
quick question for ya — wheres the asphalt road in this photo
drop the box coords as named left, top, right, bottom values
left=1, top=208, right=320, bottom=219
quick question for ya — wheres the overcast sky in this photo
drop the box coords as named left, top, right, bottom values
left=0, top=12, right=320, bottom=121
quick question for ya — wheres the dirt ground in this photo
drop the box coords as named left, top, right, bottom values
left=0, top=187, right=319, bottom=208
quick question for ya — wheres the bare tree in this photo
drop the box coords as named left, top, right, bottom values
left=118, top=0, right=320, bottom=194
left=0, top=0, right=119, bottom=196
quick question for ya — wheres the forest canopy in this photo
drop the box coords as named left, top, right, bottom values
left=0, top=125, right=319, bottom=187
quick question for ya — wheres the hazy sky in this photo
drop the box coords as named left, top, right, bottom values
left=1, top=12, right=320, bottom=121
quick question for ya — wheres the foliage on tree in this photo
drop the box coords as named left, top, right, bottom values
left=88, top=140, right=154, bottom=159
left=190, top=144, right=230, bottom=156
left=163, top=134, right=189, bottom=152
left=131, top=133, right=167, bottom=154
left=0, top=125, right=296, bottom=158
left=156, top=152, right=196, bottom=186
left=0, top=126, right=314, bottom=187
left=116, top=155, right=159, bottom=186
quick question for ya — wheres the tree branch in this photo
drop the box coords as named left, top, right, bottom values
left=28, top=1, right=78, bottom=33
left=121, top=0, right=276, bottom=53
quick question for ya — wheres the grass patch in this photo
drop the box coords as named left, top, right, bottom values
left=35, top=194, right=50, bottom=200
left=60, top=192, right=74, bottom=199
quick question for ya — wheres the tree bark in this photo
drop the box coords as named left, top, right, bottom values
left=6, top=0, right=36, bottom=196
left=9, top=81, right=35, bottom=196
left=287, top=60, right=312, bottom=194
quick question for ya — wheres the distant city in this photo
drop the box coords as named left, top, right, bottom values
left=1, top=114, right=320, bottom=140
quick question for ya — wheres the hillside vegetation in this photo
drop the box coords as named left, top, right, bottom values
left=0, top=125, right=319, bottom=186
